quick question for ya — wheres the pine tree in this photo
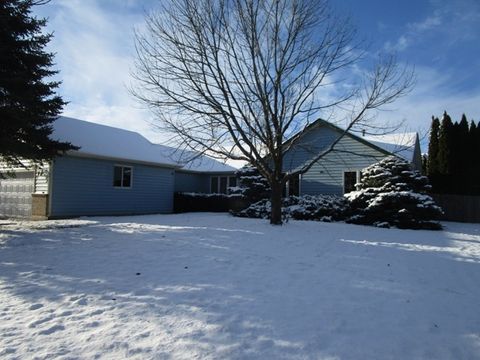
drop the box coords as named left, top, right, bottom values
left=437, top=111, right=453, bottom=175
left=468, top=121, right=478, bottom=194
left=474, top=121, right=480, bottom=194
left=454, top=114, right=470, bottom=193
left=345, top=156, right=443, bottom=230
left=436, top=111, right=454, bottom=192
left=0, top=0, right=77, bottom=167
left=427, top=116, right=440, bottom=176
left=421, top=154, right=428, bottom=175
left=230, top=166, right=271, bottom=204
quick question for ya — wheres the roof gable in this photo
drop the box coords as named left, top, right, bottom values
left=285, top=118, right=417, bottom=162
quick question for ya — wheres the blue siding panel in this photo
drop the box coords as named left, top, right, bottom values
left=50, top=156, right=174, bottom=217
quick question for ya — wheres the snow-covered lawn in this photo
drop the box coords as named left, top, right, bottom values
left=1, top=214, right=480, bottom=359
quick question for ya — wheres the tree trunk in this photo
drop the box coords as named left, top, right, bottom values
left=270, top=180, right=283, bottom=225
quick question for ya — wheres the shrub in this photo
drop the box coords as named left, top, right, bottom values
left=345, top=156, right=443, bottom=230
left=233, top=194, right=350, bottom=222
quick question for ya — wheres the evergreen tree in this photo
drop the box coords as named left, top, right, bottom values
left=437, top=111, right=453, bottom=175
left=0, top=0, right=76, bottom=167
left=474, top=121, right=480, bottom=194
left=230, top=166, right=271, bottom=204
left=435, top=111, right=454, bottom=192
left=468, top=121, right=478, bottom=194
left=454, top=114, right=470, bottom=193
left=421, top=154, right=428, bottom=175
left=346, top=156, right=443, bottom=230
left=427, top=116, right=440, bottom=176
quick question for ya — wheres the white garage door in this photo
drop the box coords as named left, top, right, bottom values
left=0, top=172, right=34, bottom=218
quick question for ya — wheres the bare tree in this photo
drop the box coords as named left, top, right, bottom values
left=132, top=0, right=413, bottom=224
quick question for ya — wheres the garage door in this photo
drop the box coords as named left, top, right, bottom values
left=0, top=172, right=34, bottom=218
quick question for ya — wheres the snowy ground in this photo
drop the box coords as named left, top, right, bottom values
left=1, top=214, right=480, bottom=359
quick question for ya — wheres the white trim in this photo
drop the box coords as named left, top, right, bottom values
left=47, top=160, right=54, bottom=217
left=113, top=165, right=133, bottom=189
left=298, top=173, right=302, bottom=196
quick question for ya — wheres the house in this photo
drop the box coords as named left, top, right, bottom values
left=281, top=119, right=421, bottom=196
left=0, top=117, right=236, bottom=219
left=0, top=117, right=421, bottom=219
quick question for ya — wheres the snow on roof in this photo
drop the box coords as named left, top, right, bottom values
left=173, top=150, right=238, bottom=173
left=51, top=117, right=237, bottom=172
left=362, top=132, right=418, bottom=161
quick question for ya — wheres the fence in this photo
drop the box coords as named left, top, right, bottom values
left=432, top=194, right=480, bottom=223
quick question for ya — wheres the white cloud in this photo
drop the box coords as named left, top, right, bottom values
left=407, top=14, right=442, bottom=32
left=37, top=0, right=171, bottom=143
left=384, top=0, right=480, bottom=52
left=373, top=66, right=480, bottom=148
left=384, top=35, right=410, bottom=52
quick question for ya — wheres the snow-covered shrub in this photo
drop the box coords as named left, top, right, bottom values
left=345, top=156, right=443, bottom=230
left=230, top=166, right=271, bottom=203
left=233, top=195, right=350, bottom=221
left=229, top=166, right=271, bottom=214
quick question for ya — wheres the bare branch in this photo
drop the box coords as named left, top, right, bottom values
left=131, top=0, right=414, bottom=224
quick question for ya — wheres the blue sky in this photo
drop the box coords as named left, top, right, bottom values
left=35, top=0, right=480, bottom=148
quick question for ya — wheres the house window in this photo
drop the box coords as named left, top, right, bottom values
left=282, top=174, right=301, bottom=197
left=211, top=176, right=218, bottom=193
left=343, top=171, right=358, bottom=194
left=210, top=176, right=237, bottom=194
left=114, top=166, right=132, bottom=188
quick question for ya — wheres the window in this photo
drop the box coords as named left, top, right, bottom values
left=343, top=171, right=358, bottom=194
left=211, top=176, right=218, bottom=193
left=288, top=174, right=300, bottom=196
left=114, top=166, right=132, bottom=188
left=210, top=175, right=237, bottom=194
left=219, top=176, right=228, bottom=194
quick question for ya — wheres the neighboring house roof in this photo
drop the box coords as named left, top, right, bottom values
left=51, top=116, right=237, bottom=172
left=362, top=132, right=418, bottom=162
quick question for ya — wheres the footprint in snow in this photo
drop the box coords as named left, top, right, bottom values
left=38, top=324, right=65, bottom=335
left=28, top=315, right=54, bottom=328
left=72, top=297, right=88, bottom=306
left=29, top=303, right=43, bottom=311
left=58, top=310, right=73, bottom=317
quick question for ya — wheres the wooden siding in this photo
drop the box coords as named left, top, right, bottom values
left=283, top=125, right=387, bottom=195
left=50, top=156, right=174, bottom=217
